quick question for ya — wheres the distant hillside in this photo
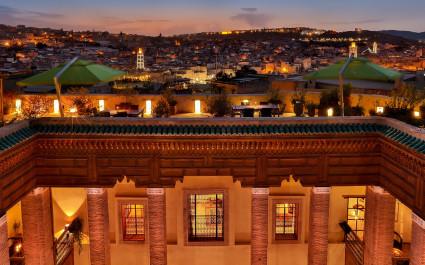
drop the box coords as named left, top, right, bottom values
left=381, top=30, right=425, bottom=41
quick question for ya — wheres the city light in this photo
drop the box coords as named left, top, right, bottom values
left=376, top=107, right=384, bottom=114
left=69, top=107, right=77, bottom=113
left=327, top=108, right=334, bottom=117
left=15, top=99, right=22, bottom=113
left=194, top=100, right=202, bottom=114
left=414, top=111, right=421, bottom=118
left=53, top=99, right=60, bottom=114
left=98, top=99, right=105, bottom=112
left=145, top=100, right=152, bottom=115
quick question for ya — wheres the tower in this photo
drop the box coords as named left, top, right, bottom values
left=136, top=48, right=145, bottom=70
left=349, top=42, right=358, bottom=58
left=372, top=42, right=378, bottom=54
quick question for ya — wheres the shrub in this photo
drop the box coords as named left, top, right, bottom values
left=72, top=96, right=94, bottom=116
left=207, top=93, right=232, bottom=117
left=21, top=96, right=49, bottom=119
left=153, top=98, right=170, bottom=117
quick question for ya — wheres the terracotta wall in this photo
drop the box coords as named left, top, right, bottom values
left=4, top=177, right=411, bottom=265
left=15, top=92, right=391, bottom=116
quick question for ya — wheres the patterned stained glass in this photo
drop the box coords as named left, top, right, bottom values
left=189, top=194, right=224, bottom=241
left=275, top=203, right=298, bottom=240
left=121, top=203, right=145, bottom=241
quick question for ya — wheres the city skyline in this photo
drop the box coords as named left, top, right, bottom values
left=0, top=0, right=424, bottom=36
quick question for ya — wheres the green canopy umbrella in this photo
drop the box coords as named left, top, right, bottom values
left=303, top=57, right=402, bottom=116
left=18, top=59, right=125, bottom=86
left=303, top=57, right=402, bottom=82
left=17, top=57, right=126, bottom=117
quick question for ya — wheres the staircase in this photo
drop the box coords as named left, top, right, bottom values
left=339, top=221, right=364, bottom=265
left=55, top=229, right=74, bottom=265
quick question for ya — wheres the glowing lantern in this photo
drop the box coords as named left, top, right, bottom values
left=15, top=99, right=22, bottom=113
left=194, top=100, right=202, bottom=114
left=327, top=108, right=334, bottom=117
left=376, top=106, right=384, bottom=114
left=145, top=100, right=152, bottom=115
left=98, top=99, right=105, bottom=112
left=53, top=99, right=60, bottom=114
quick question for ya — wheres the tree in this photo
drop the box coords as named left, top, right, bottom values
left=21, top=96, right=49, bottom=119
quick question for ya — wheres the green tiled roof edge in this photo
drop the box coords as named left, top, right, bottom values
left=0, top=123, right=424, bottom=155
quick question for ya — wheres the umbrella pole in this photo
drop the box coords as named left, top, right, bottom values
left=338, top=55, right=353, bottom=117
left=53, top=57, right=79, bottom=118
left=53, top=79, right=64, bottom=117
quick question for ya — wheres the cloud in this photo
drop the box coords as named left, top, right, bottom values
left=241, top=8, right=258, bottom=12
left=230, top=13, right=272, bottom=27
left=323, top=18, right=385, bottom=25
left=0, top=4, right=64, bottom=26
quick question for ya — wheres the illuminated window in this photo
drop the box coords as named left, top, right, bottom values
left=273, top=200, right=301, bottom=241
left=344, top=196, right=365, bottom=240
left=185, top=191, right=225, bottom=243
left=119, top=201, right=146, bottom=242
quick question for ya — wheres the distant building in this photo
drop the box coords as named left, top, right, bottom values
left=136, top=48, right=145, bottom=70
left=349, top=42, right=358, bottom=58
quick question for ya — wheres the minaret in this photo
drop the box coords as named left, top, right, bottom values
left=136, top=48, right=145, bottom=70
left=372, top=42, right=378, bottom=54
left=349, top=42, right=358, bottom=58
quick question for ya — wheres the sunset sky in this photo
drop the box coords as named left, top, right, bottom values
left=1, top=0, right=424, bottom=36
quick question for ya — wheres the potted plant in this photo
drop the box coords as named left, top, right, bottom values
left=68, top=217, right=84, bottom=253
left=207, top=93, right=232, bottom=117
left=291, top=89, right=305, bottom=117
left=163, top=88, right=178, bottom=115
left=306, top=102, right=317, bottom=117
left=153, top=98, right=170, bottom=118
left=72, top=96, right=93, bottom=116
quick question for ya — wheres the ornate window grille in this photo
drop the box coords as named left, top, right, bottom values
left=121, top=203, right=145, bottom=241
left=188, top=193, right=224, bottom=241
left=275, top=202, right=299, bottom=240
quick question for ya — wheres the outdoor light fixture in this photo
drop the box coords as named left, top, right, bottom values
left=242, top=99, right=250, bottom=106
left=195, top=100, right=201, bottom=114
left=327, top=108, right=334, bottom=117
left=15, top=99, right=22, bottom=114
left=98, top=99, right=105, bottom=112
left=376, top=106, right=384, bottom=114
left=414, top=111, right=421, bottom=118
left=69, top=106, right=77, bottom=113
left=53, top=99, right=60, bottom=114
left=145, top=100, right=152, bottom=115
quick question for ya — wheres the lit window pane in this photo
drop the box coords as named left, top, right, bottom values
left=121, top=203, right=145, bottom=241
left=275, top=203, right=298, bottom=240
left=189, top=193, right=224, bottom=241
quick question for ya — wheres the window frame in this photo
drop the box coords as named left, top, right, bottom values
left=343, top=195, right=366, bottom=240
left=271, top=198, right=303, bottom=244
left=116, top=197, right=148, bottom=244
left=183, top=189, right=229, bottom=246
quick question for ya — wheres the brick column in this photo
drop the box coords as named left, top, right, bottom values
left=363, top=186, right=395, bottom=265
left=21, top=187, right=55, bottom=265
left=410, top=213, right=425, bottom=265
left=147, top=188, right=167, bottom=265
left=308, top=187, right=330, bottom=265
left=0, top=214, right=10, bottom=265
left=87, top=188, right=110, bottom=265
left=251, top=188, right=269, bottom=265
